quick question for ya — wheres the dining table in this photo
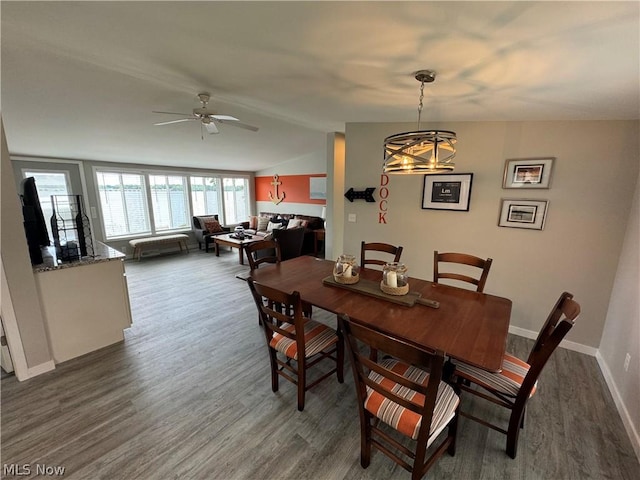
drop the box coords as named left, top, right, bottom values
left=247, top=255, right=512, bottom=373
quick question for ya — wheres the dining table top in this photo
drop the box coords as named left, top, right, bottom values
left=248, top=255, right=512, bottom=372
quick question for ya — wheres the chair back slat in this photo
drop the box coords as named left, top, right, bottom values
left=433, top=251, right=493, bottom=292
left=360, top=242, right=403, bottom=270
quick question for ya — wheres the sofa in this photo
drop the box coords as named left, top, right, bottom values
left=192, top=215, right=231, bottom=251
left=240, top=212, right=324, bottom=256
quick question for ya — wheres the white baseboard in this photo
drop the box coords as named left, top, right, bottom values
left=508, top=325, right=598, bottom=356
left=22, top=360, right=55, bottom=381
left=596, top=351, right=640, bottom=461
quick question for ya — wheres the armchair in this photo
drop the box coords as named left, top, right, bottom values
left=192, top=215, right=231, bottom=251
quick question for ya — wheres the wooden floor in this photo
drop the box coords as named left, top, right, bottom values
left=2, top=249, right=638, bottom=479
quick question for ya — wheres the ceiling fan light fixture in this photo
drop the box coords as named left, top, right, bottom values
left=383, top=70, right=457, bottom=174
left=152, top=92, right=259, bottom=136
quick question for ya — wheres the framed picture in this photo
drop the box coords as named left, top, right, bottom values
left=498, top=199, right=549, bottom=230
left=309, top=177, right=326, bottom=200
left=503, top=157, right=555, bottom=189
left=422, top=173, right=473, bottom=211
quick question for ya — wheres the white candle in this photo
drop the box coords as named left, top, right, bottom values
left=343, top=264, right=352, bottom=277
left=386, top=271, right=397, bottom=288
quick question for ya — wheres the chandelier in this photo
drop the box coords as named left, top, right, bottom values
left=383, top=70, right=457, bottom=174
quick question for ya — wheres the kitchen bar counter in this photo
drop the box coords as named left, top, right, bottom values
left=33, top=242, right=132, bottom=363
left=33, top=241, right=125, bottom=273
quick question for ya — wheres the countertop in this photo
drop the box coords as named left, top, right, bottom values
left=33, top=242, right=125, bottom=273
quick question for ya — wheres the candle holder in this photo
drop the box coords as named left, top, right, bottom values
left=381, top=262, right=409, bottom=295
left=333, top=254, right=360, bottom=284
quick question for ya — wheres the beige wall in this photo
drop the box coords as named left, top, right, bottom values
left=342, top=120, right=639, bottom=349
left=599, top=166, right=640, bottom=456
left=1, top=120, right=53, bottom=368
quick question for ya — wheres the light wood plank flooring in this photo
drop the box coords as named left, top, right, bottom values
left=2, top=249, right=638, bottom=479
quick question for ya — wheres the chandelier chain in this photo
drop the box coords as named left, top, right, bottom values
left=417, top=79, right=425, bottom=130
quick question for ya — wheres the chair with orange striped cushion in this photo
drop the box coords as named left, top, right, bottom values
left=339, top=315, right=460, bottom=480
left=453, top=291, right=580, bottom=458
left=433, top=251, right=493, bottom=292
left=247, top=278, right=344, bottom=411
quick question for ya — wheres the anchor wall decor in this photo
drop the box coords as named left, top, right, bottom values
left=268, top=174, right=286, bottom=205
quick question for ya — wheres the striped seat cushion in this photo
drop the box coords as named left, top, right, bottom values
left=269, top=320, right=338, bottom=360
left=364, top=359, right=459, bottom=443
left=454, top=353, right=537, bottom=398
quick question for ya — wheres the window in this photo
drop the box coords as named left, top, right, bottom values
left=96, top=171, right=150, bottom=238
left=22, top=170, right=71, bottom=243
left=95, top=168, right=251, bottom=239
left=149, top=175, right=189, bottom=232
left=190, top=176, right=220, bottom=217
left=223, top=177, right=249, bottom=225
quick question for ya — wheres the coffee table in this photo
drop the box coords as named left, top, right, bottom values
left=213, top=233, right=262, bottom=265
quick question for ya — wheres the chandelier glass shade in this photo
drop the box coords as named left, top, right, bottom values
left=383, top=70, right=457, bottom=174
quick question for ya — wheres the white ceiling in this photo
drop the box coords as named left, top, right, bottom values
left=2, top=1, right=638, bottom=172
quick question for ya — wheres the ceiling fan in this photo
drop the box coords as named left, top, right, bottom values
left=153, top=93, right=259, bottom=138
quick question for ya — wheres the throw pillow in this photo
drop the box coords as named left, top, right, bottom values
left=256, top=216, right=270, bottom=232
left=267, top=221, right=283, bottom=232
left=286, top=218, right=303, bottom=229
left=294, top=216, right=311, bottom=229
left=204, top=219, right=223, bottom=233
left=196, top=215, right=217, bottom=229
left=248, top=215, right=258, bottom=230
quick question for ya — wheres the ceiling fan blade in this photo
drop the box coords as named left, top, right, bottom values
left=216, top=119, right=259, bottom=132
left=152, top=111, right=192, bottom=116
left=211, top=114, right=239, bottom=121
left=153, top=118, right=196, bottom=126
left=204, top=122, right=219, bottom=134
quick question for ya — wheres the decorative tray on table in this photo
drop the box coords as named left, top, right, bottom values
left=322, top=276, right=439, bottom=308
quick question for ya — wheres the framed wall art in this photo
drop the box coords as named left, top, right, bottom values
left=503, top=157, right=555, bottom=189
left=498, top=199, right=549, bottom=230
left=422, top=173, right=473, bottom=211
left=309, top=177, right=327, bottom=200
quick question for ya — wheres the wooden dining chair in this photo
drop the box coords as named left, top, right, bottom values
left=247, top=278, right=344, bottom=411
left=245, top=239, right=281, bottom=270
left=433, top=251, right=493, bottom=292
left=360, top=241, right=403, bottom=270
left=245, top=239, right=312, bottom=319
left=339, top=314, right=460, bottom=480
left=453, top=291, right=580, bottom=458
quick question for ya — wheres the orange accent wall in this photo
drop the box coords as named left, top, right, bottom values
left=255, top=174, right=326, bottom=205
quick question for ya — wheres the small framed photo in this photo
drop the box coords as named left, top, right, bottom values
left=422, top=173, right=473, bottom=211
left=503, top=157, right=555, bottom=189
left=498, top=199, right=549, bottom=230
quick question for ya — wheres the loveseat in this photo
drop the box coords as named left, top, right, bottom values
left=192, top=215, right=231, bottom=251
left=240, top=211, right=324, bottom=256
